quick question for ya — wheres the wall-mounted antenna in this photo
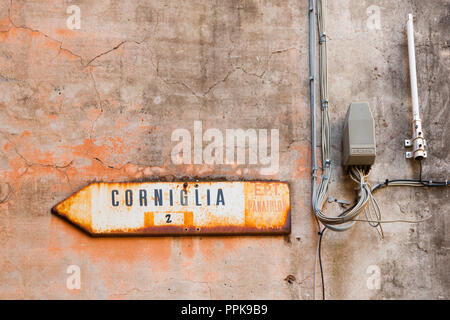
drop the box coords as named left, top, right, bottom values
left=405, top=14, right=427, bottom=160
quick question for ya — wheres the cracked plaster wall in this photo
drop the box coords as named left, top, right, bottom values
left=0, top=0, right=448, bottom=299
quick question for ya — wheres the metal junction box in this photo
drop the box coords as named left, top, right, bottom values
left=342, top=102, right=376, bottom=167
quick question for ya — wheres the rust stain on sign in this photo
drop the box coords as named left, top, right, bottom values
left=52, top=181, right=290, bottom=236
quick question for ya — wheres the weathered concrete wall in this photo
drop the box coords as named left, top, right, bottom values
left=0, top=0, right=448, bottom=299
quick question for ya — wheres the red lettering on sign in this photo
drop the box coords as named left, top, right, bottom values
left=247, top=200, right=287, bottom=213
left=255, top=183, right=264, bottom=196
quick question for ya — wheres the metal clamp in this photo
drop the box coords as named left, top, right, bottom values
left=404, top=139, right=412, bottom=147
left=404, top=120, right=427, bottom=160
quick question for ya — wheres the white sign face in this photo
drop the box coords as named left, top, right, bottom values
left=52, top=181, right=290, bottom=236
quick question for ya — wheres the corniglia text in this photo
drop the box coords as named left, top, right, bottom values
left=110, top=188, right=225, bottom=207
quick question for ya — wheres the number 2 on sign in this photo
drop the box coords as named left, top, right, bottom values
left=165, top=214, right=172, bottom=223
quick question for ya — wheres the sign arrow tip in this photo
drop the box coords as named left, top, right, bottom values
left=52, top=184, right=95, bottom=235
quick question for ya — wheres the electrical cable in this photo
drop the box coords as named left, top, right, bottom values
left=352, top=216, right=432, bottom=223
left=419, top=159, right=423, bottom=183
left=318, top=227, right=326, bottom=300
left=372, top=178, right=448, bottom=192
left=372, top=159, right=448, bottom=193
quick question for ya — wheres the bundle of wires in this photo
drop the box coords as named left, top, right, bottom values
left=372, top=160, right=448, bottom=192
left=373, top=177, right=448, bottom=191
left=312, top=0, right=381, bottom=234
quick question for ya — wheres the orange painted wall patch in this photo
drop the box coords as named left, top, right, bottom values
left=52, top=181, right=291, bottom=236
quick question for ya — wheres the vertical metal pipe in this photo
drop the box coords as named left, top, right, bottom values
left=309, top=0, right=318, bottom=301
left=310, top=0, right=317, bottom=176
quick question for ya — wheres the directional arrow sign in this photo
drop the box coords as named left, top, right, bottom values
left=52, top=181, right=290, bottom=236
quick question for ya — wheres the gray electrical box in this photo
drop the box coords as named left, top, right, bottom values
left=342, top=102, right=376, bottom=167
